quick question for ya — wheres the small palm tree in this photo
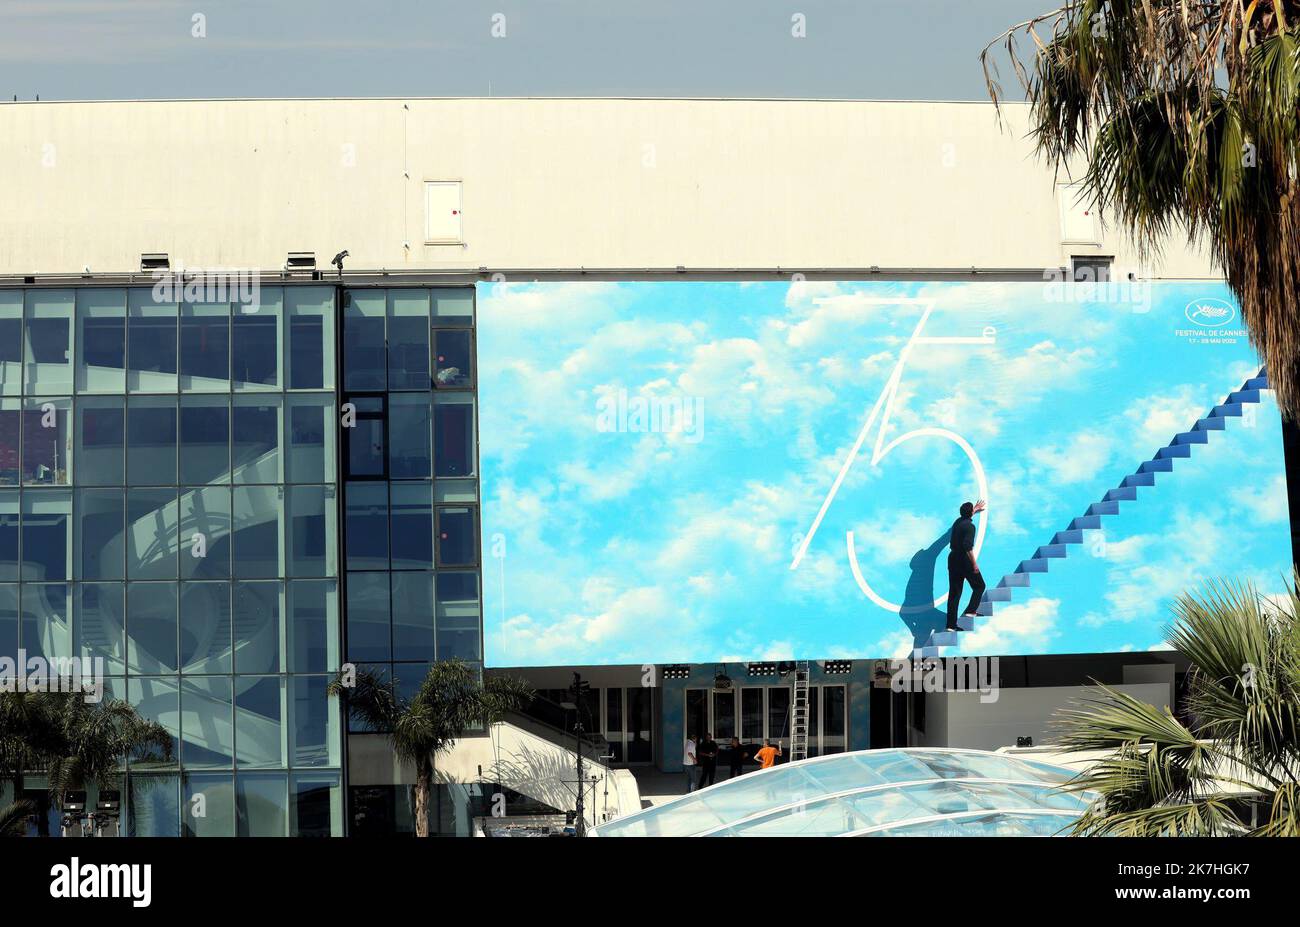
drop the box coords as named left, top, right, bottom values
left=1055, top=577, right=1300, bottom=835
left=984, top=1, right=1300, bottom=417
left=330, top=659, right=533, bottom=837
left=0, top=800, right=34, bottom=837
left=0, top=690, right=173, bottom=816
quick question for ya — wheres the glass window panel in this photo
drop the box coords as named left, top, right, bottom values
left=433, top=328, right=473, bottom=388
left=179, top=581, right=231, bottom=674
left=75, top=396, right=125, bottom=485
left=741, top=688, right=764, bottom=740
left=232, top=287, right=281, bottom=391
left=435, top=572, right=480, bottom=662
left=180, top=486, right=231, bottom=580
left=390, top=482, right=433, bottom=570
left=180, top=676, right=235, bottom=768
left=179, top=396, right=230, bottom=485
left=22, top=489, right=71, bottom=581
left=232, top=396, right=282, bottom=484
left=179, top=302, right=230, bottom=391
left=0, top=584, right=17, bottom=662
left=22, top=398, right=72, bottom=485
left=126, top=582, right=178, bottom=674
left=0, top=399, right=17, bottom=487
left=23, top=289, right=74, bottom=395
left=127, top=773, right=180, bottom=836
left=823, top=685, right=846, bottom=754
left=0, top=490, right=17, bottom=581
left=236, top=772, right=288, bottom=836
left=389, top=393, right=431, bottom=479
left=127, top=290, right=178, bottom=391
left=768, top=687, right=790, bottom=746
left=436, top=505, right=477, bottom=567
left=20, top=583, right=70, bottom=660
left=286, top=287, right=334, bottom=390
left=391, top=571, right=434, bottom=661
left=0, top=292, right=20, bottom=396
left=183, top=773, right=235, bottom=837
left=291, top=772, right=341, bottom=836
left=434, top=394, right=475, bottom=477
left=346, top=572, right=390, bottom=662
left=288, top=579, right=338, bottom=673
left=126, top=488, right=178, bottom=580
left=75, top=583, right=124, bottom=674
left=286, top=394, right=335, bottom=484
left=233, top=580, right=283, bottom=674
left=434, top=479, right=476, bottom=504
left=345, top=396, right=385, bottom=478
left=387, top=289, right=430, bottom=390
left=76, top=288, right=127, bottom=392
left=345, top=482, right=388, bottom=570
left=290, top=676, right=339, bottom=767
left=344, top=290, right=386, bottom=390
left=235, top=677, right=285, bottom=770
left=126, top=676, right=180, bottom=765
left=231, top=485, right=283, bottom=578
left=712, top=690, right=736, bottom=741
left=76, top=488, right=125, bottom=580
left=431, top=287, right=473, bottom=326
left=286, top=485, right=336, bottom=578
left=393, top=662, right=429, bottom=706
left=127, top=396, right=177, bottom=485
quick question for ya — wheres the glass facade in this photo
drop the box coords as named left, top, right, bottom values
left=0, top=282, right=481, bottom=836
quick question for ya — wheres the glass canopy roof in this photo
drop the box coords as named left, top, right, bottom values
left=591, top=748, right=1095, bottom=837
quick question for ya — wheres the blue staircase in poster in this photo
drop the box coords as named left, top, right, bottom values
left=913, top=369, right=1270, bottom=659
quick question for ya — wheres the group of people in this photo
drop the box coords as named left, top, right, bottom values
left=682, top=733, right=782, bottom=792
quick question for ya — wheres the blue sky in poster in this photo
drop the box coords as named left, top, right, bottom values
left=477, top=280, right=1291, bottom=667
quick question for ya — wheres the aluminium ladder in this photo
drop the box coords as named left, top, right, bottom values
left=789, top=661, right=811, bottom=762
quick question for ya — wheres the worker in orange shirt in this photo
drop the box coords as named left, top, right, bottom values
left=754, top=738, right=782, bottom=769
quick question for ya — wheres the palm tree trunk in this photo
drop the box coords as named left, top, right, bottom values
left=414, top=758, right=431, bottom=838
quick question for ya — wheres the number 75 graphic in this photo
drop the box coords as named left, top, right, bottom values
left=789, top=299, right=995, bottom=614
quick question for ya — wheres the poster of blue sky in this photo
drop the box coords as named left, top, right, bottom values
left=477, top=280, right=1291, bottom=667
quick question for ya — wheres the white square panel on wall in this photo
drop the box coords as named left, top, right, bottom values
left=1057, top=181, right=1101, bottom=245
left=425, top=181, right=463, bottom=244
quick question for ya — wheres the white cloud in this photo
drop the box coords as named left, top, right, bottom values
left=957, top=597, right=1060, bottom=654
left=1028, top=429, right=1114, bottom=484
left=1232, top=473, right=1289, bottom=526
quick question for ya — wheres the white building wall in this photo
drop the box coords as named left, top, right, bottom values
left=1, top=98, right=1217, bottom=277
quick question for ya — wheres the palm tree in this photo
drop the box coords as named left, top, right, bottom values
left=0, top=800, right=34, bottom=837
left=1054, top=577, right=1299, bottom=835
left=0, top=690, right=173, bottom=820
left=329, top=659, right=533, bottom=837
left=983, top=1, right=1300, bottom=415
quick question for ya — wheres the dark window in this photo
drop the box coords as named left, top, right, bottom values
left=436, top=506, right=477, bottom=567
left=128, top=313, right=177, bottom=376
left=180, top=311, right=230, bottom=384
left=82, top=315, right=126, bottom=376
left=288, top=315, right=325, bottom=389
left=344, top=396, right=386, bottom=478
left=180, top=400, right=230, bottom=484
left=433, top=330, right=473, bottom=388
left=388, top=314, right=429, bottom=390
left=433, top=401, right=473, bottom=477
left=232, top=312, right=278, bottom=387
left=345, top=482, right=388, bottom=570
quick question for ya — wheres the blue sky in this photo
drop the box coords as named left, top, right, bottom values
left=478, top=280, right=1291, bottom=666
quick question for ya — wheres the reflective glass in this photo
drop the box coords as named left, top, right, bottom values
left=0, top=400, right=17, bottom=486
left=344, top=290, right=385, bottom=390
left=391, top=571, right=434, bottom=661
left=346, top=572, right=390, bottom=662
left=183, top=773, right=235, bottom=837
left=0, top=584, right=14, bottom=658
left=75, top=583, right=125, bottom=674
left=127, top=677, right=180, bottom=766
left=345, top=396, right=385, bottom=477
left=76, top=288, right=127, bottom=392
left=127, top=774, right=181, bottom=836
left=125, top=488, right=178, bottom=580
left=345, top=482, right=388, bottom=570
left=20, top=583, right=70, bottom=660
left=126, top=582, right=177, bottom=673
left=179, top=581, right=231, bottom=674
left=236, top=772, right=288, bottom=836
left=286, top=485, right=335, bottom=577
left=232, top=396, right=281, bottom=484
left=389, top=394, right=431, bottom=478
left=435, top=572, right=480, bottom=661
left=22, top=489, right=71, bottom=581
left=286, top=394, right=335, bottom=483
left=76, top=488, right=125, bottom=580
left=180, top=676, right=234, bottom=768
left=291, top=676, right=339, bottom=767
left=180, top=396, right=230, bottom=485
left=22, top=398, right=71, bottom=485
left=434, top=394, right=475, bottom=477
left=0, top=292, right=20, bottom=396
left=179, top=302, right=230, bottom=391
left=75, top=396, right=125, bottom=485
left=235, top=677, right=284, bottom=769
left=0, top=491, right=15, bottom=580
left=127, top=396, right=177, bottom=485
left=287, top=579, right=338, bottom=673
left=233, top=580, right=282, bottom=674
left=127, top=290, right=178, bottom=392
left=433, top=328, right=473, bottom=388
left=23, top=289, right=74, bottom=395
left=231, top=485, right=282, bottom=578
left=431, top=287, right=473, bottom=326
left=286, top=288, right=334, bottom=390
left=232, top=288, right=281, bottom=391
left=436, top=505, right=477, bottom=567
left=387, top=289, right=430, bottom=390
left=291, top=771, right=341, bottom=836
left=390, top=482, right=433, bottom=570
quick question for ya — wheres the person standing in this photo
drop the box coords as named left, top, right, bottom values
left=754, top=738, right=782, bottom=769
left=683, top=734, right=699, bottom=792
left=946, top=499, right=987, bottom=632
left=698, top=732, right=719, bottom=788
left=727, top=736, right=746, bottom=779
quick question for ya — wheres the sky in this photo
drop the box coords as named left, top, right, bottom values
left=478, top=280, right=1291, bottom=667
left=0, top=1, right=1051, bottom=101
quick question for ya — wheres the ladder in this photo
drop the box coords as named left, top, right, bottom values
left=789, top=660, right=811, bottom=762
